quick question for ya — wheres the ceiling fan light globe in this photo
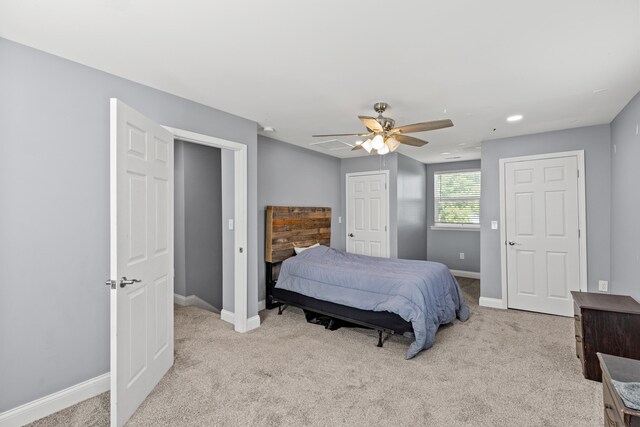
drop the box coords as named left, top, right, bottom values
left=371, top=134, right=385, bottom=150
left=362, top=139, right=373, bottom=153
left=355, top=140, right=363, bottom=146
left=386, top=137, right=401, bottom=152
left=377, top=145, right=390, bottom=155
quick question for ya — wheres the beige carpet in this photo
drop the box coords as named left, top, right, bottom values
left=28, top=278, right=602, bottom=426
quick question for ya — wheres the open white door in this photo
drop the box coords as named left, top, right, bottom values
left=109, top=99, right=174, bottom=427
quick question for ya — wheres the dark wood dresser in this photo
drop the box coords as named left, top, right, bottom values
left=597, top=353, right=640, bottom=427
left=571, top=291, right=640, bottom=382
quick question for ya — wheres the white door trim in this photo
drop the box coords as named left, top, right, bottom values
left=163, top=126, right=251, bottom=333
left=345, top=170, right=390, bottom=258
left=499, top=150, right=587, bottom=310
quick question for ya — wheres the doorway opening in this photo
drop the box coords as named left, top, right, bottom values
left=164, top=126, right=250, bottom=332
left=173, top=140, right=225, bottom=314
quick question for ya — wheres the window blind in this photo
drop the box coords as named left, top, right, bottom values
left=434, top=170, right=481, bottom=226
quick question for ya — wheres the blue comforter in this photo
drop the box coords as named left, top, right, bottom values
left=275, top=246, right=470, bottom=359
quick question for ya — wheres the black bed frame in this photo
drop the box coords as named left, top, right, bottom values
left=266, top=262, right=413, bottom=347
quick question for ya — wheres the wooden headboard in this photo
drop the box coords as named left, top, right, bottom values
left=265, top=206, right=331, bottom=263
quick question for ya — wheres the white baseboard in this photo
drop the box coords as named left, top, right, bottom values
left=450, top=269, right=481, bottom=279
left=258, top=299, right=265, bottom=311
left=479, top=297, right=506, bottom=309
left=0, top=373, right=109, bottom=427
left=174, top=293, right=220, bottom=314
left=173, top=293, right=188, bottom=306
left=220, top=309, right=235, bottom=325
left=185, top=295, right=219, bottom=313
left=220, top=310, right=262, bottom=331
left=246, top=315, right=261, bottom=332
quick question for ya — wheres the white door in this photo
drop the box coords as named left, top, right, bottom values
left=109, top=99, right=174, bottom=427
left=504, top=155, right=580, bottom=316
left=346, top=172, right=389, bottom=257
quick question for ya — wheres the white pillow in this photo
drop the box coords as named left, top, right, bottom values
left=294, top=242, right=320, bottom=255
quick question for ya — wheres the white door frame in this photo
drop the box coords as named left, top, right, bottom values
left=498, top=150, right=587, bottom=309
left=163, top=126, right=251, bottom=332
left=345, top=170, right=390, bottom=258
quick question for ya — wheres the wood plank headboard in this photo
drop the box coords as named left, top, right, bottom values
left=265, top=206, right=331, bottom=263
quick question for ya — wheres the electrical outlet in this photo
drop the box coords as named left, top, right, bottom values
left=598, top=280, right=608, bottom=292
left=460, top=252, right=465, bottom=260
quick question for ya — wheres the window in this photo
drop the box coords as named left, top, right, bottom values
left=433, top=169, right=481, bottom=229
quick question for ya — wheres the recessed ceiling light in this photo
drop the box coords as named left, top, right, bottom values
left=440, top=152, right=451, bottom=155
left=262, top=126, right=276, bottom=132
left=507, top=115, right=523, bottom=122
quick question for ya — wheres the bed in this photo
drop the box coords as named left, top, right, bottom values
left=265, top=205, right=469, bottom=359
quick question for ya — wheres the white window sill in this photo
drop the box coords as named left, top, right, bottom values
left=430, top=225, right=480, bottom=231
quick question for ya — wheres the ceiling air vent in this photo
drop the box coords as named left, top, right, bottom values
left=309, top=139, right=353, bottom=152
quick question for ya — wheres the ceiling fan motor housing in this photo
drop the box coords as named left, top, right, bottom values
left=379, top=117, right=395, bottom=131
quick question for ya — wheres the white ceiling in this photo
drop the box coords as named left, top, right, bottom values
left=2, top=0, right=639, bottom=163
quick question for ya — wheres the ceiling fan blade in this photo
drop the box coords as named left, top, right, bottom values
left=351, top=144, right=363, bottom=151
left=358, top=116, right=383, bottom=132
left=312, top=132, right=372, bottom=137
left=396, top=134, right=428, bottom=147
left=392, top=119, right=453, bottom=134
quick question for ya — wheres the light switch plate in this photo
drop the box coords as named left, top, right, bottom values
left=228, top=219, right=234, bottom=230
left=491, top=220, right=498, bottom=230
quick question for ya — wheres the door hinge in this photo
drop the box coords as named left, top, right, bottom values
left=578, top=229, right=581, bottom=238
left=385, top=225, right=388, bottom=231
left=577, top=169, right=579, bottom=178
left=385, top=183, right=387, bottom=190
left=105, top=279, right=117, bottom=289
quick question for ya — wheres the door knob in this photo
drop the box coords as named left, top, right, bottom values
left=508, top=241, right=519, bottom=246
left=348, top=233, right=354, bottom=237
left=120, top=277, right=141, bottom=288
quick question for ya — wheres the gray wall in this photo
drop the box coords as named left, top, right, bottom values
left=257, top=136, right=341, bottom=302
left=340, top=154, right=398, bottom=257
left=221, top=150, right=236, bottom=312
left=610, top=91, right=640, bottom=299
left=426, top=160, right=481, bottom=272
left=176, top=141, right=223, bottom=309
left=397, top=154, right=428, bottom=260
left=174, top=141, right=187, bottom=297
left=480, top=125, right=611, bottom=299
left=0, top=38, right=259, bottom=413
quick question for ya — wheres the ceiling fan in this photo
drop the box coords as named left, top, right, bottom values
left=313, top=102, right=453, bottom=155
